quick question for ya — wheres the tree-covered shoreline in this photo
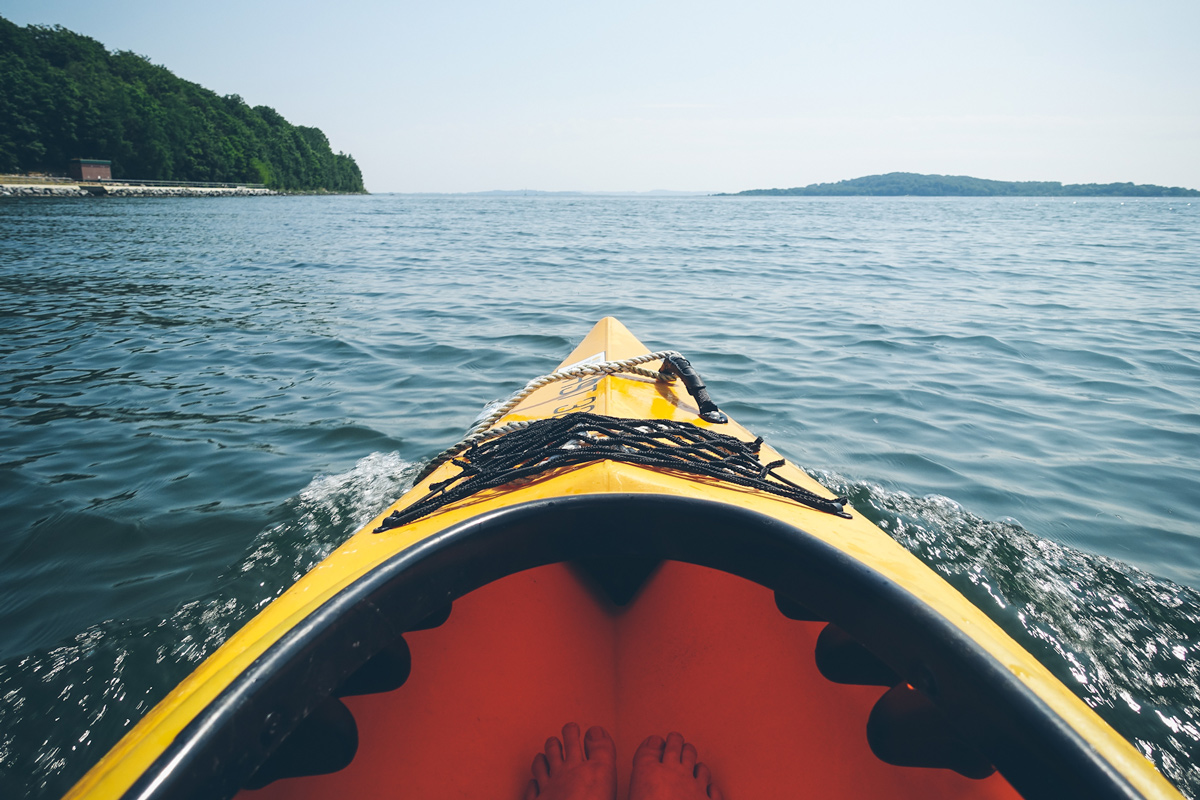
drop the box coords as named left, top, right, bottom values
left=0, top=17, right=365, bottom=193
left=723, top=172, right=1199, bottom=197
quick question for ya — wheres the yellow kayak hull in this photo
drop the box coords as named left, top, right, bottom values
left=66, top=318, right=1182, bottom=800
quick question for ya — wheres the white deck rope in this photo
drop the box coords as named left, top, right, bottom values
left=412, top=350, right=681, bottom=484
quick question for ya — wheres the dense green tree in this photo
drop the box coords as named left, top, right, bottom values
left=0, top=16, right=364, bottom=192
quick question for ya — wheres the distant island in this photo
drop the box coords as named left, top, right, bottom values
left=721, top=172, right=1199, bottom=197
left=0, top=17, right=364, bottom=193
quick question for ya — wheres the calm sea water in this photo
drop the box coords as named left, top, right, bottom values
left=0, top=194, right=1197, bottom=797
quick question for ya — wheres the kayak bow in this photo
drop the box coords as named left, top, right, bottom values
left=66, top=318, right=1183, bottom=800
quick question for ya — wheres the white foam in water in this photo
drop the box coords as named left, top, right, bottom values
left=0, top=451, right=418, bottom=799
left=813, top=470, right=1200, bottom=796
left=241, top=451, right=419, bottom=585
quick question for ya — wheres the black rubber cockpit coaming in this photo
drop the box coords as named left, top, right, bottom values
left=121, top=494, right=1148, bottom=800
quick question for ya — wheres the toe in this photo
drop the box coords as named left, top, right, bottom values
left=532, top=753, right=550, bottom=784
left=708, top=782, right=724, bottom=800
left=545, top=736, right=564, bottom=771
left=561, top=723, right=583, bottom=763
left=634, top=734, right=666, bottom=765
left=694, top=762, right=712, bottom=785
left=681, top=742, right=698, bottom=769
left=584, top=726, right=617, bottom=765
left=524, top=778, right=539, bottom=800
left=664, top=732, right=685, bottom=764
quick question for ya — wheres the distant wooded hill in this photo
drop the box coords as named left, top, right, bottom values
left=0, top=17, right=364, bottom=193
left=725, top=172, right=1199, bottom=197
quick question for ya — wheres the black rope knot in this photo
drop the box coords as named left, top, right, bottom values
left=373, top=413, right=851, bottom=532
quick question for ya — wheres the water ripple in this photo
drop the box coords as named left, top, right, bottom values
left=0, top=450, right=416, bottom=798
left=820, top=474, right=1200, bottom=796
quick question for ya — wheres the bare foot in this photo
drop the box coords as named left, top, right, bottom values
left=524, top=723, right=617, bottom=800
left=630, top=732, right=723, bottom=800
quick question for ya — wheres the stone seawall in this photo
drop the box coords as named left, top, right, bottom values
left=1, top=183, right=277, bottom=198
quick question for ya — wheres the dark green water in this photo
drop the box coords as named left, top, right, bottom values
left=0, top=195, right=1197, bottom=797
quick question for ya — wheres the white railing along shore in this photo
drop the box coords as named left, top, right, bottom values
left=0, top=175, right=267, bottom=189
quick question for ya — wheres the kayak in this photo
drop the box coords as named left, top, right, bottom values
left=66, top=317, right=1182, bottom=800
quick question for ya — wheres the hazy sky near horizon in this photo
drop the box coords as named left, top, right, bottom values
left=3, top=0, right=1198, bottom=193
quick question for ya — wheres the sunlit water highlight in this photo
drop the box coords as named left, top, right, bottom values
left=0, top=195, right=1197, bottom=797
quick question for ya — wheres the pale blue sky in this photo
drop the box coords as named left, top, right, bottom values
left=3, top=0, right=1198, bottom=192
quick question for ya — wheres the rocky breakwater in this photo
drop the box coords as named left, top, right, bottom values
left=1, top=183, right=91, bottom=197
left=1, top=182, right=277, bottom=198
left=97, top=184, right=277, bottom=197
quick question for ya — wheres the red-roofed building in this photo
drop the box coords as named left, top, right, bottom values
left=69, top=158, right=112, bottom=181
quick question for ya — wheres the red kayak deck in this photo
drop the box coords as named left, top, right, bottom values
left=243, top=560, right=1020, bottom=799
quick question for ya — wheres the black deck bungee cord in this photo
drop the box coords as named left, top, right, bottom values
left=374, top=412, right=850, bottom=532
